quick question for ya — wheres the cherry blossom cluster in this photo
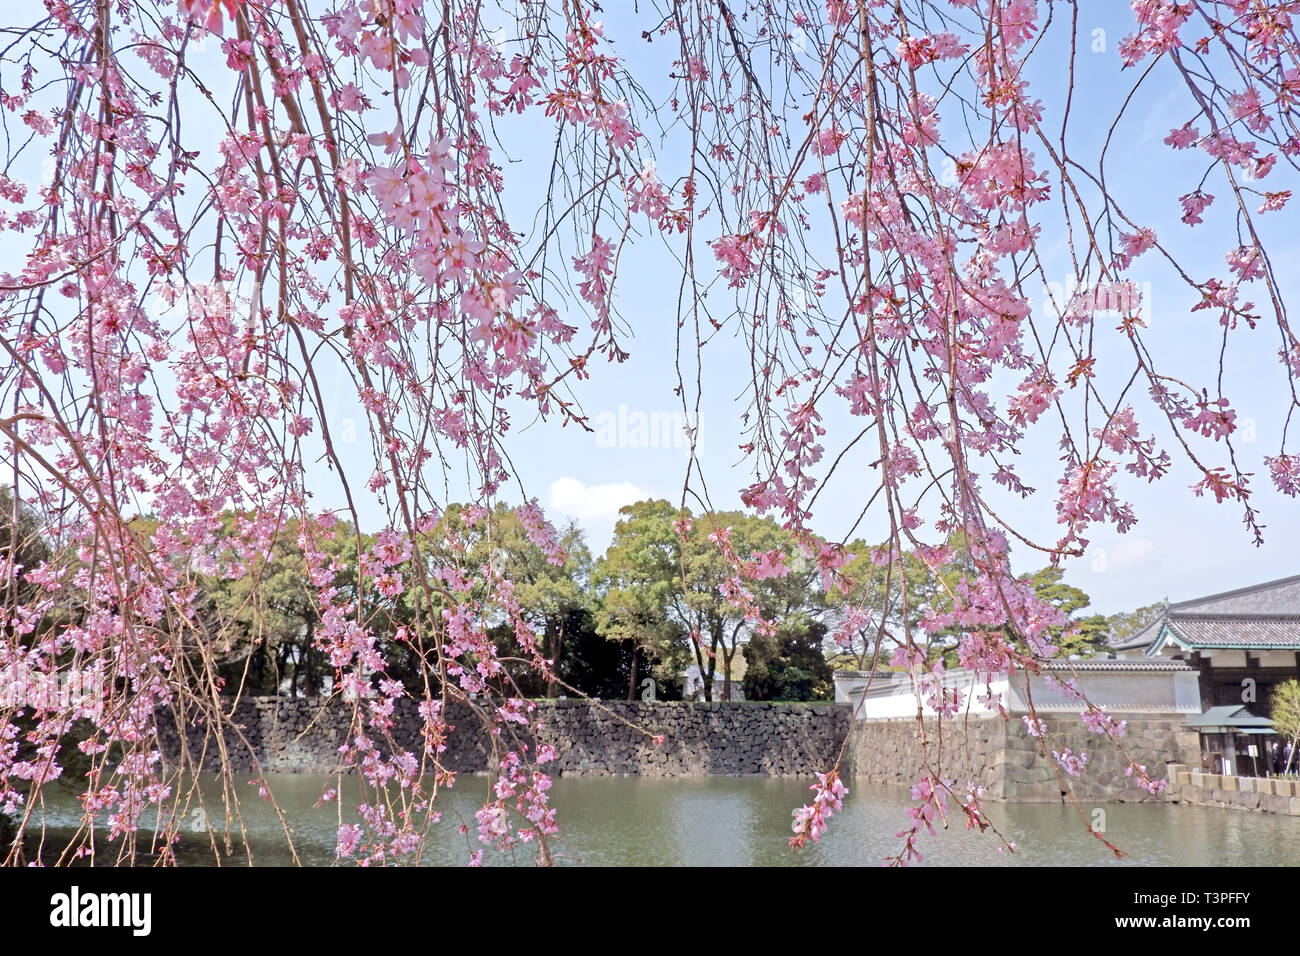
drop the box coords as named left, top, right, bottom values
left=1, top=0, right=1297, bottom=868
left=789, top=769, right=848, bottom=849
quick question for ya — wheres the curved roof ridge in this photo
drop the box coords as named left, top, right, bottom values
left=1169, top=573, right=1300, bottom=610
left=1170, top=611, right=1300, bottom=621
left=1040, top=659, right=1194, bottom=671
left=1111, top=613, right=1168, bottom=651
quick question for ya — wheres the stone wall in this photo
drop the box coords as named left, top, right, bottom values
left=848, top=717, right=1007, bottom=796
left=1164, top=765, right=1300, bottom=815
left=849, top=714, right=1199, bottom=802
left=157, top=697, right=852, bottom=777
left=1005, top=716, right=1199, bottom=802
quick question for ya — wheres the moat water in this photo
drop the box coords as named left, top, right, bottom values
left=20, top=774, right=1300, bottom=866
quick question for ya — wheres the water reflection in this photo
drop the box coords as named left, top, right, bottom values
left=21, top=775, right=1300, bottom=866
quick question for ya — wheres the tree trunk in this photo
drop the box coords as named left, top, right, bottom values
left=690, top=635, right=707, bottom=702
left=546, top=620, right=561, bottom=698
left=252, top=639, right=266, bottom=694
left=627, top=646, right=639, bottom=702
left=289, top=652, right=299, bottom=697
left=704, top=616, right=722, bottom=702
left=0, top=812, right=14, bottom=864
left=303, top=619, right=317, bottom=696
left=723, top=621, right=745, bottom=701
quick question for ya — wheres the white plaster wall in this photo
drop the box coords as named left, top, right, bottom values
left=1205, top=649, right=1249, bottom=667
left=1021, top=670, right=1200, bottom=713
left=836, top=668, right=1200, bottom=719
left=838, top=671, right=1010, bottom=719
left=1257, top=650, right=1298, bottom=667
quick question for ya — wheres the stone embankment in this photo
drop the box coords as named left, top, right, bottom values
left=849, top=714, right=1199, bottom=801
left=157, top=697, right=852, bottom=777
left=1164, top=765, right=1300, bottom=815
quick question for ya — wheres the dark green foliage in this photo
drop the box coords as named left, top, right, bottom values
left=1106, top=600, right=1167, bottom=643
left=595, top=500, right=825, bottom=701
left=1025, top=566, right=1110, bottom=659
left=743, top=618, right=833, bottom=701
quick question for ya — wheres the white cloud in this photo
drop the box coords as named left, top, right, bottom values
left=547, top=477, right=648, bottom=527
left=1110, top=536, right=1156, bottom=568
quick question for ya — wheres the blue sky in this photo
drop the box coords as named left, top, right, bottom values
left=501, top=5, right=1300, bottom=616
left=476, top=5, right=1300, bottom=616
left=3, top=2, right=1297, bottom=618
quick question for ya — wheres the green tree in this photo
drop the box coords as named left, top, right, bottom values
left=1024, top=566, right=1109, bottom=659
left=552, top=605, right=642, bottom=699
left=0, top=486, right=52, bottom=614
left=0, top=488, right=52, bottom=856
left=198, top=512, right=367, bottom=697
left=421, top=503, right=596, bottom=697
left=829, top=534, right=1109, bottom=669
left=593, top=500, right=686, bottom=700
left=679, top=510, right=823, bottom=701
left=1271, top=679, right=1300, bottom=775
left=830, top=530, right=976, bottom=669
left=743, top=616, right=833, bottom=701
left=596, top=500, right=825, bottom=701
left=1106, top=600, right=1167, bottom=644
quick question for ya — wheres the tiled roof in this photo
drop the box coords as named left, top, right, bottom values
left=1033, top=703, right=1196, bottom=714
left=1185, top=705, right=1274, bottom=729
left=1125, top=575, right=1300, bottom=654
left=1109, top=616, right=1166, bottom=652
left=1162, top=615, right=1300, bottom=650
left=1040, top=659, right=1194, bottom=672
left=832, top=671, right=906, bottom=680
left=833, top=660, right=1194, bottom=677
left=1169, top=574, right=1300, bottom=616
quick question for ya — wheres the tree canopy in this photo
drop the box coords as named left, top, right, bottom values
left=2, top=0, right=1297, bottom=865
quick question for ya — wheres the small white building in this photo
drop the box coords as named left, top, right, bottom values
left=682, top=663, right=745, bottom=701
left=834, top=659, right=1201, bottom=719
